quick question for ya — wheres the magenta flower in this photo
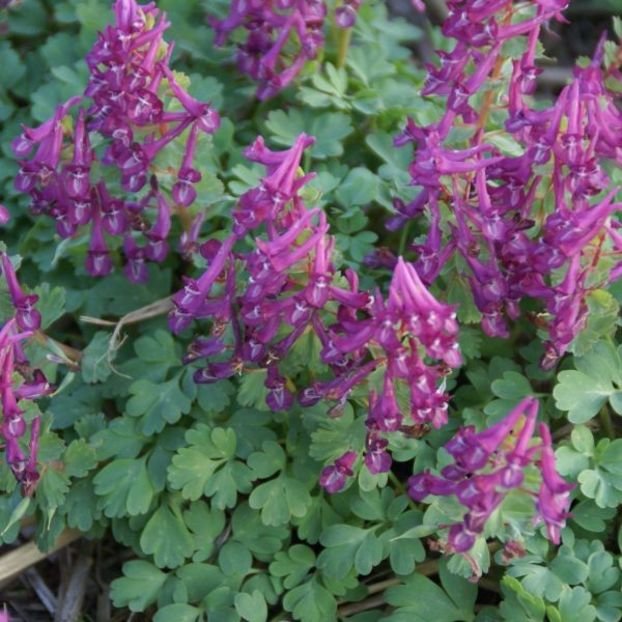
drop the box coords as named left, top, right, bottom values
left=535, top=424, right=574, bottom=543
left=319, top=452, right=357, bottom=494
left=10, top=0, right=221, bottom=281
left=1, top=254, right=41, bottom=332
left=393, top=0, right=621, bottom=368
left=407, top=397, right=572, bottom=553
left=0, top=257, right=51, bottom=493
left=209, top=1, right=327, bottom=99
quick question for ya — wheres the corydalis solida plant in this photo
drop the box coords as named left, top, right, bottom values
left=409, top=397, right=573, bottom=552
left=393, top=0, right=622, bottom=368
left=12, top=0, right=220, bottom=283
left=170, top=134, right=461, bottom=487
left=208, top=0, right=368, bottom=99
left=0, top=254, right=52, bottom=494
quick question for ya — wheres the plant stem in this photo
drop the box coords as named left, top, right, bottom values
left=338, top=594, right=385, bottom=618
left=337, top=27, right=352, bottom=69
left=600, top=404, right=616, bottom=438
left=397, top=221, right=413, bottom=257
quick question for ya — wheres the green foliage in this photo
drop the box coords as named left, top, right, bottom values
left=3, top=1, right=622, bottom=622
left=553, top=341, right=622, bottom=424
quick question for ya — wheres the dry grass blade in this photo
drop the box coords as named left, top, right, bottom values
left=0, top=529, right=81, bottom=587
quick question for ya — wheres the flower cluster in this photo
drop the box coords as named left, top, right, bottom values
left=0, top=254, right=52, bottom=494
left=394, top=0, right=622, bottom=367
left=315, top=256, right=461, bottom=492
left=209, top=1, right=371, bottom=99
left=171, top=133, right=462, bottom=491
left=408, top=397, right=573, bottom=552
left=209, top=1, right=327, bottom=100
left=12, top=0, right=220, bottom=282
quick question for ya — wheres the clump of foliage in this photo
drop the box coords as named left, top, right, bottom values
left=2, top=0, right=622, bottom=620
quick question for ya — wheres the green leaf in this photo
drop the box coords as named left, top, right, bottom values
left=282, top=577, right=337, bottom=622
left=499, top=576, right=546, bottom=622
left=140, top=500, right=195, bottom=569
left=168, top=425, right=252, bottom=508
left=64, top=439, right=98, bottom=478
left=553, top=342, right=622, bottom=423
left=556, top=586, right=597, bottom=622
left=234, top=590, right=268, bottom=622
left=64, top=478, right=101, bottom=531
left=249, top=474, right=312, bottom=527
left=485, top=372, right=533, bottom=418
left=0, top=42, right=26, bottom=90
left=248, top=441, right=286, bottom=479
left=154, top=604, right=203, bottom=622
left=133, top=329, right=180, bottom=378
left=570, top=499, right=616, bottom=532
left=196, top=380, right=234, bottom=414
left=383, top=564, right=476, bottom=622
left=33, top=284, right=66, bottom=329
left=269, top=545, right=316, bottom=589
left=335, top=168, right=380, bottom=208
left=36, top=467, right=70, bottom=521
left=176, top=562, right=225, bottom=602
left=237, top=370, right=269, bottom=411
left=508, top=556, right=563, bottom=602
left=570, top=289, right=619, bottom=357
left=81, top=331, right=114, bottom=384
left=91, top=417, right=147, bottom=460
left=110, top=560, right=168, bottom=612
left=318, top=524, right=383, bottom=579
left=577, top=438, right=622, bottom=508
left=183, top=501, right=226, bottom=563
left=126, top=375, right=192, bottom=435
left=265, top=109, right=353, bottom=159
left=93, top=458, right=154, bottom=518
left=231, top=503, right=289, bottom=557
left=308, top=406, right=366, bottom=462
left=550, top=546, right=590, bottom=586
left=218, top=541, right=253, bottom=576
left=1, top=497, right=31, bottom=538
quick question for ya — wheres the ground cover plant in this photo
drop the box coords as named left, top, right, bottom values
left=1, top=0, right=622, bottom=619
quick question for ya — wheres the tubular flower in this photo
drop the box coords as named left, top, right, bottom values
left=171, top=134, right=462, bottom=491
left=11, top=0, right=220, bottom=281
left=408, top=397, right=573, bottom=552
left=209, top=1, right=327, bottom=100
left=393, top=0, right=622, bottom=368
left=0, top=254, right=52, bottom=494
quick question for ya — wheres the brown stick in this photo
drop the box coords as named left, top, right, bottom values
left=0, top=529, right=81, bottom=587
left=338, top=594, right=386, bottom=617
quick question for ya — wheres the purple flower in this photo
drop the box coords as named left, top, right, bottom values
left=407, top=397, right=573, bottom=553
left=364, top=433, right=392, bottom=475
left=209, top=1, right=327, bottom=99
left=10, top=0, right=223, bottom=281
left=335, top=1, right=362, bottom=28
left=393, top=0, right=621, bottom=368
left=1, top=254, right=41, bottom=332
left=0, top=265, right=51, bottom=493
left=535, top=423, right=574, bottom=543
left=319, top=451, right=357, bottom=494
